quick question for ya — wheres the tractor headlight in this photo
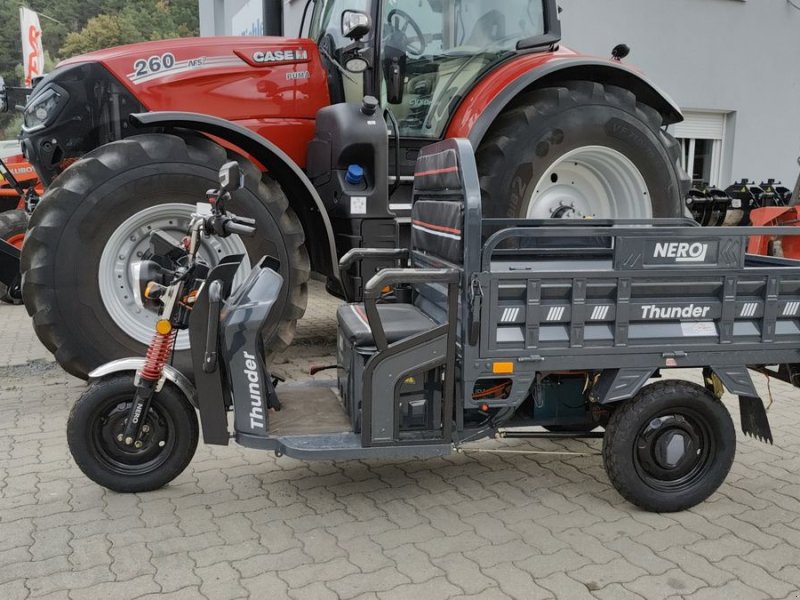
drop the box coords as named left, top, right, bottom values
left=22, top=85, right=66, bottom=132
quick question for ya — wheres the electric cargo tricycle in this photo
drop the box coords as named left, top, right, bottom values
left=68, top=137, right=800, bottom=513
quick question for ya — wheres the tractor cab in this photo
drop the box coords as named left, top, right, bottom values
left=308, top=0, right=560, bottom=140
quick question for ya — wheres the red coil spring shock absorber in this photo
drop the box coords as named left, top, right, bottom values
left=140, top=330, right=177, bottom=382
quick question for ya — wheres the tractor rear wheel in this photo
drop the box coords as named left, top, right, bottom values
left=476, top=81, right=689, bottom=220
left=22, top=133, right=309, bottom=379
left=0, top=209, right=28, bottom=305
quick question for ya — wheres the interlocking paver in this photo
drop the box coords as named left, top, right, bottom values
left=430, top=553, right=495, bottom=595
left=716, top=555, right=797, bottom=598
left=328, top=566, right=411, bottom=599
left=622, top=568, right=706, bottom=600
left=567, top=556, right=649, bottom=588
left=384, top=543, right=444, bottom=584
left=483, top=563, right=554, bottom=600
left=681, top=581, right=769, bottom=600
left=658, top=546, right=734, bottom=588
left=197, top=561, right=249, bottom=600
left=5, top=288, right=800, bottom=599
left=68, top=574, right=160, bottom=600
left=376, top=576, right=463, bottom=600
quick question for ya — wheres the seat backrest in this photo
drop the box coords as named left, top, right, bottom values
left=411, top=138, right=481, bottom=270
left=409, top=139, right=482, bottom=328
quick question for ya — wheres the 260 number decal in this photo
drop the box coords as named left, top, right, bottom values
left=133, top=53, right=176, bottom=78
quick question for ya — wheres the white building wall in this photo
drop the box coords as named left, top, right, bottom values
left=559, top=0, right=800, bottom=187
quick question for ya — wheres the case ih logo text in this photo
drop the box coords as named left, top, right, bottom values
left=243, top=351, right=265, bottom=430
left=653, top=242, right=709, bottom=262
left=641, top=304, right=711, bottom=320
left=252, top=49, right=309, bottom=64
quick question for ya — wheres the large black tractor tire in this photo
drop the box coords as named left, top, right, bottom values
left=22, top=133, right=309, bottom=379
left=602, top=380, right=736, bottom=512
left=476, top=81, right=690, bottom=220
left=0, top=210, right=28, bottom=305
left=67, top=374, right=199, bottom=493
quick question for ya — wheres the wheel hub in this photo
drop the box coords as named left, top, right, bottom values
left=527, top=146, right=651, bottom=219
left=98, top=203, right=250, bottom=349
left=100, top=402, right=167, bottom=464
left=636, top=415, right=703, bottom=482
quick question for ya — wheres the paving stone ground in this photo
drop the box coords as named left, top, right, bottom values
left=3, top=280, right=800, bottom=599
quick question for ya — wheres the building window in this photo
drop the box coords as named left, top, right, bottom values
left=671, top=111, right=729, bottom=187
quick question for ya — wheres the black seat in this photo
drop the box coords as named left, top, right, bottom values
left=336, top=142, right=468, bottom=349
left=337, top=303, right=436, bottom=347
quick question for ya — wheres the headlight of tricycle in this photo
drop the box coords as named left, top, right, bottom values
left=22, top=86, right=66, bottom=132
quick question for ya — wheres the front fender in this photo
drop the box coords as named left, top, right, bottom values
left=129, top=111, right=340, bottom=281
left=89, top=358, right=198, bottom=409
left=447, top=53, right=684, bottom=148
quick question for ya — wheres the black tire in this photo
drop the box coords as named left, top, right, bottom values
left=22, top=133, right=309, bottom=379
left=476, top=81, right=689, bottom=219
left=603, top=380, right=736, bottom=512
left=0, top=210, right=27, bottom=305
left=67, top=373, right=199, bottom=493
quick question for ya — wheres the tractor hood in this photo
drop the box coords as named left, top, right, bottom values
left=57, top=36, right=328, bottom=121
left=20, top=36, right=330, bottom=184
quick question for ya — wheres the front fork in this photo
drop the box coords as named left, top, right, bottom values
left=121, top=277, right=185, bottom=447
left=120, top=327, right=177, bottom=446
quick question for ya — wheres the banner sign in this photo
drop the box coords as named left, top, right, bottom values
left=20, top=7, right=44, bottom=87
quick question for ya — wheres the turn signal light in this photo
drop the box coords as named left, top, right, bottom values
left=492, top=362, right=514, bottom=375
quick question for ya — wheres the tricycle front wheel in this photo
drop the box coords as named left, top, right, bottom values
left=67, top=374, right=199, bottom=493
left=603, top=380, right=735, bottom=512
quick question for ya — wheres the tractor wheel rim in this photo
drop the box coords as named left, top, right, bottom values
left=5, top=233, right=24, bottom=249
left=98, top=203, right=250, bottom=349
left=526, top=146, right=652, bottom=219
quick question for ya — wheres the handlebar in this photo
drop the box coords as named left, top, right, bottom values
left=223, top=220, right=257, bottom=237
left=204, top=213, right=257, bottom=238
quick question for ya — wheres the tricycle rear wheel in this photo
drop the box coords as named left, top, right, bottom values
left=602, top=380, right=735, bottom=512
left=67, top=373, right=199, bottom=493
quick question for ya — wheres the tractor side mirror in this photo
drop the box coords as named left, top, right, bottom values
left=218, top=161, right=244, bottom=193
left=342, top=11, right=371, bottom=41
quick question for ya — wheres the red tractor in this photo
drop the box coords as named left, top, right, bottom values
left=14, top=0, right=688, bottom=378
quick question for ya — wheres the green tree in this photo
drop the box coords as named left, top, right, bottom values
left=60, top=13, right=142, bottom=57
left=0, top=0, right=198, bottom=138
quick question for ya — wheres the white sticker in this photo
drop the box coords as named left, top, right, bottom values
left=351, top=196, right=367, bottom=215
left=731, top=198, right=742, bottom=209
left=680, top=321, right=717, bottom=337
left=195, top=202, right=213, bottom=216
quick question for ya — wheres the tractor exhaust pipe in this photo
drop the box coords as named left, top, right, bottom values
left=263, top=0, right=283, bottom=36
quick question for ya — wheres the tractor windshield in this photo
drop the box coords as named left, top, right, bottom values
left=309, top=0, right=548, bottom=139
left=382, top=0, right=546, bottom=138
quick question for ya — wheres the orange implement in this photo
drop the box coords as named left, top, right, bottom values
left=747, top=206, right=800, bottom=259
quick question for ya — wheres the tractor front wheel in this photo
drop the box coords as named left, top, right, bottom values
left=0, top=209, right=28, bottom=304
left=477, top=81, right=689, bottom=220
left=22, top=133, right=309, bottom=379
